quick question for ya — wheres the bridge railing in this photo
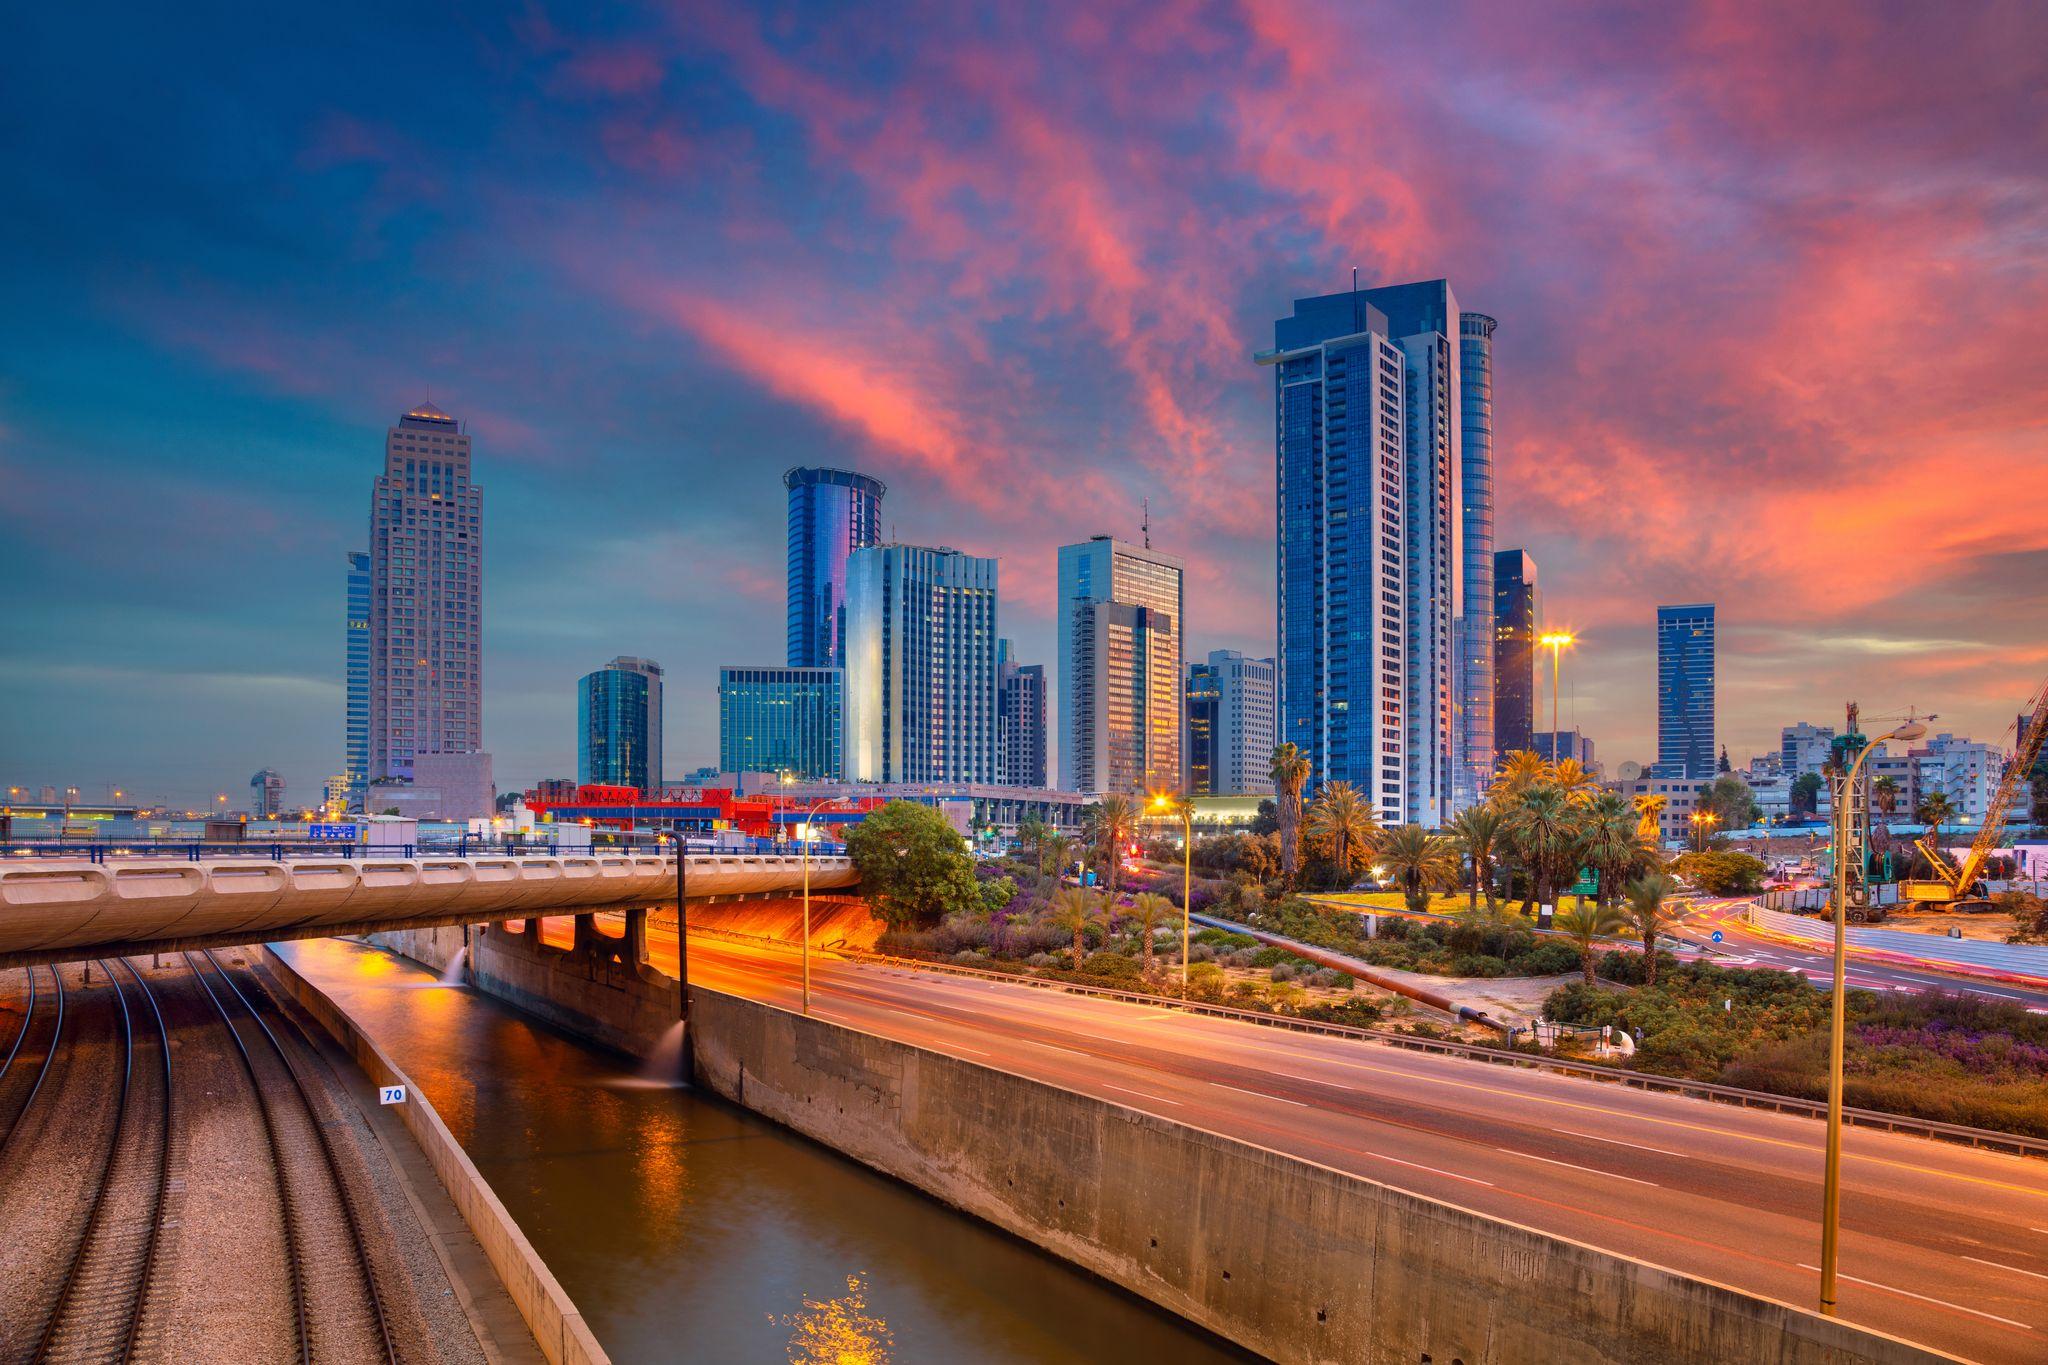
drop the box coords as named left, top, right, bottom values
left=0, top=836, right=806, bottom=864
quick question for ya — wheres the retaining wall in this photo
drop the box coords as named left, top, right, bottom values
left=255, top=945, right=610, bottom=1365
left=468, top=915, right=680, bottom=1058
left=1748, top=904, right=2048, bottom=979
left=689, top=987, right=1952, bottom=1365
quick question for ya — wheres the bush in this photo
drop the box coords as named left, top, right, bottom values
left=1449, top=954, right=1509, bottom=978
left=1293, top=997, right=1387, bottom=1028
left=1672, top=850, right=1768, bottom=896
left=1509, top=940, right=1582, bottom=976
left=1250, top=946, right=1295, bottom=968
left=1080, top=951, right=1142, bottom=983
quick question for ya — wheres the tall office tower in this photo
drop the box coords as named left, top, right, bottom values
left=1057, top=536, right=1185, bottom=796
left=578, top=656, right=664, bottom=792
left=717, top=666, right=844, bottom=779
left=367, top=403, right=482, bottom=785
left=344, top=551, right=370, bottom=807
left=250, top=768, right=285, bottom=818
left=1205, top=650, right=1278, bottom=797
left=996, top=639, right=1048, bottom=788
left=785, top=467, right=885, bottom=669
left=844, top=545, right=998, bottom=783
left=1492, top=550, right=1539, bottom=759
left=1456, top=313, right=1497, bottom=806
left=1185, top=661, right=1220, bottom=795
left=1655, top=604, right=1717, bottom=778
left=1258, top=292, right=1411, bottom=824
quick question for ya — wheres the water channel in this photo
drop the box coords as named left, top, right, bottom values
left=274, top=938, right=1248, bottom=1364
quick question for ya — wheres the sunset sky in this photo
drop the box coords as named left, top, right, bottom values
left=4, top=0, right=2043, bottom=808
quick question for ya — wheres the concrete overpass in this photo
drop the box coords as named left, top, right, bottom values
left=0, top=852, right=856, bottom=968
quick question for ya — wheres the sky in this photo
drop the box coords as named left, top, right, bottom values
left=2, top=0, right=2044, bottom=811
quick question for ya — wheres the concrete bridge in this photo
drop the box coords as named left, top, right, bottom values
left=0, top=852, right=856, bottom=968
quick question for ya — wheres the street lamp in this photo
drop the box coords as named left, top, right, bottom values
left=792, top=796, right=835, bottom=1016
left=1148, top=791, right=1194, bottom=993
left=1689, top=810, right=1719, bottom=853
left=1818, top=718, right=1925, bottom=1317
left=1537, top=631, right=1575, bottom=761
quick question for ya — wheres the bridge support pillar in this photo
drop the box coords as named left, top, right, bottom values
left=465, top=909, right=684, bottom=1064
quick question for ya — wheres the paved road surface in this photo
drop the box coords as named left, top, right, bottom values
left=626, top=921, right=2048, bottom=1364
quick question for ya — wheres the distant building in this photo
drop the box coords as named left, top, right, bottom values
left=367, top=403, right=482, bottom=784
left=1492, top=550, right=1539, bottom=760
left=1654, top=604, right=1716, bottom=778
left=785, top=467, right=885, bottom=670
left=323, top=775, right=348, bottom=817
left=1185, top=660, right=1220, bottom=796
left=1534, top=730, right=1597, bottom=774
left=250, top=768, right=285, bottom=818
left=1607, top=773, right=1710, bottom=846
left=1781, top=722, right=1835, bottom=782
left=1058, top=536, right=1184, bottom=797
left=1192, top=650, right=1277, bottom=796
left=845, top=544, right=998, bottom=783
left=345, top=550, right=370, bottom=807
left=996, top=640, right=1048, bottom=788
left=717, top=666, right=844, bottom=781
left=578, top=656, right=664, bottom=792
left=370, top=751, right=494, bottom=821
left=532, top=776, right=579, bottom=805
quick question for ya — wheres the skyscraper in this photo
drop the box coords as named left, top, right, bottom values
left=718, top=666, right=843, bottom=780
left=1185, top=661, right=1220, bottom=796
left=578, top=656, right=663, bottom=792
left=1655, top=604, right=1716, bottom=779
left=1201, top=650, right=1278, bottom=797
left=1456, top=313, right=1497, bottom=804
left=250, top=768, right=285, bottom=818
left=996, top=640, right=1048, bottom=788
left=844, top=544, right=998, bottom=783
left=1057, top=536, right=1184, bottom=797
left=344, top=550, right=370, bottom=808
left=1492, top=550, right=1539, bottom=759
left=786, top=467, right=885, bottom=669
left=367, top=403, right=482, bottom=785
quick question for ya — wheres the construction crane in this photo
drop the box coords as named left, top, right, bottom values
left=1901, top=673, right=2048, bottom=910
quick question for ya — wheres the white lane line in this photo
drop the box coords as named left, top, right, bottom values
left=1371, top=1152, right=1494, bottom=1186
left=1101, top=1082, right=1182, bottom=1107
left=1564, top=1129, right=1690, bottom=1160
left=1963, top=1255, right=2048, bottom=1284
left=1501, top=1148, right=1659, bottom=1187
left=945, top=1043, right=991, bottom=1057
left=1796, top=1265, right=2034, bottom=1329
left=1030, top=1040, right=1094, bottom=1059
left=1213, top=1082, right=1308, bottom=1108
left=1271, top=1071, right=1361, bottom=1090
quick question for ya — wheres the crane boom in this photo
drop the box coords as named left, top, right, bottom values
left=1904, top=673, right=2048, bottom=904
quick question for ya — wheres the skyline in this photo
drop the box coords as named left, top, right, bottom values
left=5, top=1, right=2044, bottom=807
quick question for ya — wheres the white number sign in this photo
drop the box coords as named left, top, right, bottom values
left=379, top=1085, right=408, bottom=1105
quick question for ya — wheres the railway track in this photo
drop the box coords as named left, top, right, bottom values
left=0, top=966, right=65, bottom=1160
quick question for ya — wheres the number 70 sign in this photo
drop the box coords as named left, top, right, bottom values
left=379, top=1085, right=408, bottom=1105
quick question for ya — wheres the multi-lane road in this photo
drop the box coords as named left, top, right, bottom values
left=636, top=921, right=2048, bottom=1364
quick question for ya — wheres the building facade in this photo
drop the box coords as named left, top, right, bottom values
left=1534, top=729, right=1597, bottom=773
left=1196, top=649, right=1277, bottom=796
left=345, top=550, right=370, bottom=808
left=996, top=640, right=1048, bottom=788
left=785, top=467, right=885, bottom=670
left=1492, top=549, right=1538, bottom=760
left=717, top=666, right=844, bottom=780
left=366, top=403, right=482, bottom=785
left=1057, top=536, right=1185, bottom=797
left=1780, top=722, right=1836, bottom=782
left=1185, top=661, right=1220, bottom=796
left=1456, top=312, right=1497, bottom=809
left=1654, top=603, right=1716, bottom=779
left=578, top=656, right=664, bottom=792
left=250, top=768, right=285, bottom=818
left=845, top=545, right=998, bottom=784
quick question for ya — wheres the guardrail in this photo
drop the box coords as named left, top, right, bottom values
left=690, top=925, right=2048, bottom=1160
left=0, top=836, right=800, bottom=863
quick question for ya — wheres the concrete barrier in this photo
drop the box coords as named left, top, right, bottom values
left=690, top=987, right=1954, bottom=1365
left=255, top=945, right=611, bottom=1365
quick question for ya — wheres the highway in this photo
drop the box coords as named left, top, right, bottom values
left=635, top=921, right=2048, bottom=1364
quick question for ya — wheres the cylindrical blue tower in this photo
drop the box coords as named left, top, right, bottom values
left=1458, top=313, right=1497, bottom=802
left=785, top=467, right=886, bottom=669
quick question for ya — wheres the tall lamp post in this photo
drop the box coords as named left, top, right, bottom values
left=1537, top=631, right=1575, bottom=762
left=1689, top=810, right=1719, bottom=853
left=1148, top=792, right=1194, bottom=993
left=1818, top=718, right=1925, bottom=1317
left=792, top=795, right=835, bottom=1016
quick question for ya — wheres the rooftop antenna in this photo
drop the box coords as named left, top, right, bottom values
left=1351, top=266, right=1359, bottom=331
left=1142, top=497, right=1151, bottom=550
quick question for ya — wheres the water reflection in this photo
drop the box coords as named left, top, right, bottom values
left=276, top=938, right=1247, bottom=1364
left=779, top=1273, right=895, bottom=1364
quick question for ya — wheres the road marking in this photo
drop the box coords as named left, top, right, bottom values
left=1214, top=1082, right=1308, bottom=1108
left=1031, top=1040, right=1093, bottom=1058
left=945, top=1044, right=991, bottom=1057
left=1796, top=1265, right=2035, bottom=1330
left=1101, top=1082, right=1182, bottom=1107
left=1271, top=1070, right=1361, bottom=1090
left=1564, top=1129, right=1691, bottom=1160
left=1370, top=1152, right=1494, bottom=1186
left=1502, top=1148, right=1659, bottom=1186
left=1964, top=1255, right=2048, bottom=1283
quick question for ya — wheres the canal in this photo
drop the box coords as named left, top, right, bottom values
left=274, top=938, right=1248, bottom=1364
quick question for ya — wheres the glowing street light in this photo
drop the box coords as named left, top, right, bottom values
left=791, top=794, right=836, bottom=1017
left=1689, top=810, right=1720, bottom=853
left=1147, top=791, right=1194, bottom=993
left=1537, top=631, right=1575, bottom=761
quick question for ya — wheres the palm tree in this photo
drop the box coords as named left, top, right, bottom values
left=1580, top=791, right=1648, bottom=909
left=1127, top=891, right=1171, bottom=979
left=1619, top=873, right=1678, bottom=984
left=1269, top=743, right=1311, bottom=884
left=1040, top=832, right=1073, bottom=886
left=1633, top=792, right=1668, bottom=844
left=1871, top=775, right=1899, bottom=819
left=1017, top=816, right=1050, bottom=874
left=1504, top=784, right=1580, bottom=915
left=1554, top=900, right=1626, bottom=984
left=1049, top=887, right=1101, bottom=971
left=1378, top=824, right=1458, bottom=914
left=1550, top=758, right=1599, bottom=805
left=1305, top=780, right=1379, bottom=885
left=1490, top=750, right=1551, bottom=808
left=1090, top=794, right=1137, bottom=901
left=1449, top=806, right=1504, bottom=912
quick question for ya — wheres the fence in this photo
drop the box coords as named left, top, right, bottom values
left=1747, top=904, right=2048, bottom=979
left=0, top=835, right=794, bottom=863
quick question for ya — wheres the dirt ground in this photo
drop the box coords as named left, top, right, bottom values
left=1880, top=908, right=2020, bottom=941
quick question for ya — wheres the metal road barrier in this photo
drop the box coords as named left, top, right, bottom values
left=1747, top=903, right=2048, bottom=980
left=0, top=836, right=793, bottom=864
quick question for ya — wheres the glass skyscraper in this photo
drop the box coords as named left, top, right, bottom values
left=1656, top=603, right=1717, bottom=778
left=1057, top=536, right=1184, bottom=797
left=1184, top=660, right=1220, bottom=796
left=578, top=656, right=663, bottom=792
left=844, top=544, right=998, bottom=783
left=345, top=550, right=370, bottom=807
left=1456, top=313, right=1497, bottom=806
left=367, top=403, right=481, bottom=784
left=1492, top=549, right=1538, bottom=759
left=718, top=666, right=843, bottom=780
left=785, top=467, right=885, bottom=669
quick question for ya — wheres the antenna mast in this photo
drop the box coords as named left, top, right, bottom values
left=1141, top=497, right=1151, bottom=550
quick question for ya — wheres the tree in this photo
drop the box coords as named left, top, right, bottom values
left=1633, top=792, right=1668, bottom=844
left=1250, top=798, right=1279, bottom=838
left=1916, top=790, right=1957, bottom=844
left=1871, top=775, right=1899, bottom=818
left=1449, top=806, right=1504, bottom=913
left=1554, top=901, right=1625, bottom=984
left=1040, top=832, right=1074, bottom=885
left=1269, top=743, right=1311, bottom=884
left=1127, top=891, right=1172, bottom=978
left=1790, top=772, right=1824, bottom=818
left=1378, top=824, right=1459, bottom=914
left=1581, top=792, right=1650, bottom=909
left=1505, top=784, right=1581, bottom=914
left=978, top=875, right=1019, bottom=918
left=1048, top=886, right=1102, bottom=971
left=1550, top=759, right=1599, bottom=805
left=1671, top=849, right=1768, bottom=896
left=1016, top=816, right=1050, bottom=873
left=1620, top=873, right=1679, bottom=984
left=1305, top=780, right=1379, bottom=885
left=1717, top=746, right=1732, bottom=775
left=843, top=800, right=982, bottom=930
left=1698, top=774, right=1761, bottom=832
left=1490, top=750, right=1551, bottom=808
left=1089, top=794, right=1137, bottom=900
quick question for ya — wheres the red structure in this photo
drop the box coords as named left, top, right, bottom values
left=522, top=785, right=883, bottom=841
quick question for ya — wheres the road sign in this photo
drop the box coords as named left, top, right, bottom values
left=308, top=822, right=360, bottom=841
left=1710, top=930, right=1724, bottom=943
left=378, top=1085, right=408, bottom=1105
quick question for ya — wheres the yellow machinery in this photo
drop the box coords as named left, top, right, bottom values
left=1901, top=673, right=2048, bottom=908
